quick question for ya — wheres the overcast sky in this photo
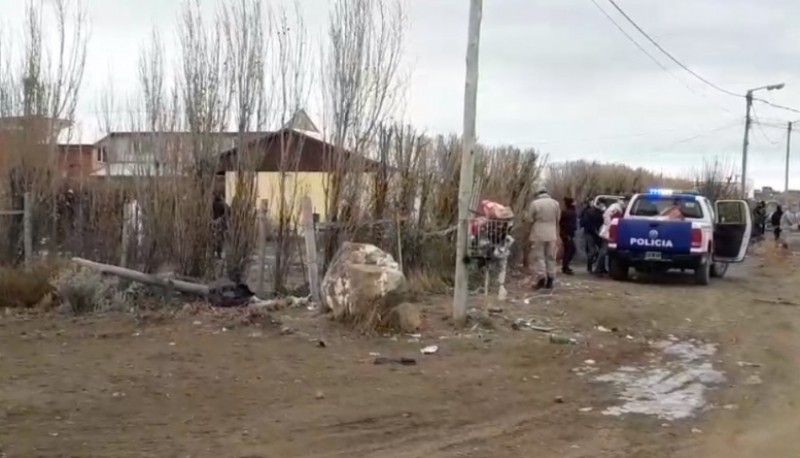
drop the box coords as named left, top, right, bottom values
left=2, top=0, right=800, bottom=189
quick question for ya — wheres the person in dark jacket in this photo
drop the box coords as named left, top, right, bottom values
left=559, top=197, right=578, bottom=275
left=212, top=193, right=230, bottom=259
left=580, top=200, right=605, bottom=273
left=753, top=201, right=767, bottom=238
left=771, top=205, right=784, bottom=243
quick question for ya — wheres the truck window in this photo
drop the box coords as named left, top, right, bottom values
left=629, top=196, right=704, bottom=219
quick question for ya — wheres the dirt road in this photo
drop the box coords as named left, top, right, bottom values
left=1, top=247, right=799, bottom=458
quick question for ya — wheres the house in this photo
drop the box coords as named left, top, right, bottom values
left=0, top=115, right=70, bottom=175
left=56, top=144, right=95, bottom=179
left=91, top=131, right=250, bottom=177
left=218, top=111, right=387, bottom=222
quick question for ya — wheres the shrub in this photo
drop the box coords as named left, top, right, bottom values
left=52, top=265, right=120, bottom=315
left=0, top=263, right=59, bottom=309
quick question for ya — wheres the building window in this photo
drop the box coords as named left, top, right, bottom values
left=96, top=147, right=108, bottom=163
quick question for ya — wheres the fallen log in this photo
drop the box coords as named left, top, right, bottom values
left=71, top=257, right=210, bottom=296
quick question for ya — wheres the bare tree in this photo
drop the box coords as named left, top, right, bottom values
left=694, top=157, right=738, bottom=202
left=170, top=0, right=234, bottom=278
left=0, top=0, right=88, bottom=264
left=220, top=0, right=267, bottom=282
left=320, top=0, right=407, bottom=263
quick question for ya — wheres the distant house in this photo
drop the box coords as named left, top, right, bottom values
left=56, top=144, right=95, bottom=179
left=218, top=111, right=386, bottom=222
left=91, top=131, right=250, bottom=177
left=0, top=115, right=70, bottom=175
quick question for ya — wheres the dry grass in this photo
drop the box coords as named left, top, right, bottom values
left=0, top=261, right=63, bottom=309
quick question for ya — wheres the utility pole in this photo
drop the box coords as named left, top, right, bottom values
left=741, top=90, right=753, bottom=198
left=786, top=121, right=793, bottom=193
left=453, top=0, right=483, bottom=324
left=740, top=83, right=785, bottom=198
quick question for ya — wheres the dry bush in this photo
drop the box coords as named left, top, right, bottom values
left=694, top=157, right=738, bottom=201
left=52, top=265, right=121, bottom=315
left=0, top=261, right=61, bottom=309
left=545, top=160, right=694, bottom=203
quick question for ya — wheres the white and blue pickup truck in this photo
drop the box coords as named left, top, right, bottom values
left=606, top=189, right=753, bottom=285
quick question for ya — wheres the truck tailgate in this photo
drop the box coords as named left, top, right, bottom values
left=617, top=219, right=693, bottom=254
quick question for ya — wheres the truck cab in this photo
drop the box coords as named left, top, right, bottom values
left=607, top=189, right=752, bottom=285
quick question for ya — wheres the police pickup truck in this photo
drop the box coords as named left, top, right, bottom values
left=606, top=189, right=752, bottom=285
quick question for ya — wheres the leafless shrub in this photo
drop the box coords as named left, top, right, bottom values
left=694, top=157, right=738, bottom=202
left=52, top=265, right=121, bottom=315
left=545, top=160, right=694, bottom=203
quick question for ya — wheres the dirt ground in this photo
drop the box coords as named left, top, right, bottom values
left=2, top=245, right=800, bottom=458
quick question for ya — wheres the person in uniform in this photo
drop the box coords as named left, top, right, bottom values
left=526, top=189, right=561, bottom=289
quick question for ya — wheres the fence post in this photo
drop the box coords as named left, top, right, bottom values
left=23, top=192, right=32, bottom=268
left=301, top=196, right=321, bottom=305
left=120, top=204, right=131, bottom=268
left=256, top=200, right=268, bottom=297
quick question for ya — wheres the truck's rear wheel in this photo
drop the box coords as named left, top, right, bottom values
left=609, top=258, right=629, bottom=281
left=710, top=262, right=728, bottom=278
left=694, top=260, right=711, bottom=285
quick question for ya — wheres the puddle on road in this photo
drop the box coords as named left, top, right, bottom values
left=593, top=339, right=725, bottom=421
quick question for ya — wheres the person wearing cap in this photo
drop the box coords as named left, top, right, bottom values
left=525, top=188, right=561, bottom=289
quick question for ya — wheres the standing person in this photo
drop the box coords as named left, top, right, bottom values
left=526, top=189, right=561, bottom=289
left=753, top=201, right=767, bottom=239
left=597, top=196, right=628, bottom=276
left=581, top=200, right=605, bottom=273
left=559, top=197, right=578, bottom=275
left=771, top=204, right=784, bottom=245
left=212, top=193, right=229, bottom=259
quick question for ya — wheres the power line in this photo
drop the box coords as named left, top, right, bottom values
left=751, top=103, right=779, bottom=145
left=649, top=119, right=742, bottom=152
left=604, top=0, right=742, bottom=98
left=602, top=0, right=800, bottom=121
left=752, top=97, right=800, bottom=115
left=587, top=0, right=734, bottom=114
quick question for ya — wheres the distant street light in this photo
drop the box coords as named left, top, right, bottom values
left=741, top=83, right=785, bottom=197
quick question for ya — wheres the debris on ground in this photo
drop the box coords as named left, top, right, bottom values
left=420, top=345, right=439, bottom=355
left=549, top=334, right=577, bottom=345
left=373, top=356, right=417, bottom=366
left=744, top=374, right=763, bottom=386
left=512, top=318, right=553, bottom=333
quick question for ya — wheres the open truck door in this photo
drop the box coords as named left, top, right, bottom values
left=714, top=200, right=752, bottom=263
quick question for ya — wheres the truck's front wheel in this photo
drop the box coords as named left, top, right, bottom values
left=694, top=260, right=711, bottom=285
left=609, top=258, right=629, bottom=281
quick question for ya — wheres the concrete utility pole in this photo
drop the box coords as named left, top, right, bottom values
left=741, top=83, right=785, bottom=198
left=786, top=121, right=793, bottom=193
left=741, top=91, right=753, bottom=198
left=453, top=0, right=483, bottom=324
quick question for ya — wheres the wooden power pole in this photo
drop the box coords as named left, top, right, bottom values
left=453, top=0, right=483, bottom=324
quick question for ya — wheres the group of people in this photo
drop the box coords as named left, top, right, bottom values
left=525, top=189, right=628, bottom=290
left=753, top=200, right=799, bottom=246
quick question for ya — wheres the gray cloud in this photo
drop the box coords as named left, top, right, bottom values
left=1, top=0, right=798, bottom=187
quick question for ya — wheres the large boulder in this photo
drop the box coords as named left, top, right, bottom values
left=321, top=242, right=409, bottom=329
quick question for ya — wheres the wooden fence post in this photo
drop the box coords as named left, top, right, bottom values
left=120, top=204, right=131, bottom=268
left=256, top=200, right=268, bottom=297
left=301, top=196, right=321, bottom=305
left=23, top=192, right=32, bottom=268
